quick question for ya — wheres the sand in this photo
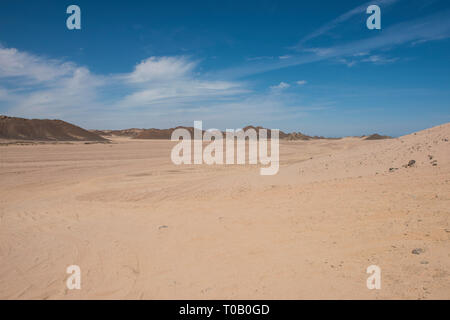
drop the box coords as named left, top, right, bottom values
left=0, top=124, right=449, bottom=299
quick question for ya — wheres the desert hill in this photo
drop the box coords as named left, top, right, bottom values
left=90, top=128, right=145, bottom=138
left=0, top=115, right=107, bottom=142
left=0, top=115, right=393, bottom=142
left=93, top=126, right=288, bottom=139
left=135, top=127, right=197, bottom=139
left=93, top=126, right=309, bottom=140
left=364, top=133, right=392, bottom=140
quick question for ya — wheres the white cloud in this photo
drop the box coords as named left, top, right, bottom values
left=361, top=55, right=398, bottom=64
left=270, top=82, right=290, bottom=90
left=0, top=46, right=249, bottom=122
left=296, top=80, right=307, bottom=86
left=337, top=54, right=398, bottom=67
left=338, top=58, right=357, bottom=67
left=124, top=56, right=197, bottom=83
left=0, top=45, right=106, bottom=119
left=0, top=46, right=74, bottom=83
left=0, top=45, right=329, bottom=130
left=116, top=79, right=246, bottom=108
left=353, top=52, right=370, bottom=57
left=117, top=56, right=247, bottom=109
left=246, top=56, right=274, bottom=61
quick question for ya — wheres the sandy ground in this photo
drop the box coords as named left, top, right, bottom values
left=0, top=124, right=449, bottom=300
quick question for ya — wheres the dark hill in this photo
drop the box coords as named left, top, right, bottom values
left=0, top=115, right=107, bottom=141
left=364, top=133, right=392, bottom=140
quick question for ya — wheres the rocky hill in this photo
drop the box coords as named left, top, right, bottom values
left=0, top=115, right=107, bottom=141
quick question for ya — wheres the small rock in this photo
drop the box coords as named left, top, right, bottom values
left=158, top=225, right=168, bottom=230
left=420, top=261, right=429, bottom=265
left=389, top=167, right=398, bottom=172
left=407, top=160, right=416, bottom=167
left=412, top=248, right=424, bottom=255
left=428, top=155, right=433, bottom=160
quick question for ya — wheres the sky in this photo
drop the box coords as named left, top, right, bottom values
left=0, top=0, right=449, bottom=137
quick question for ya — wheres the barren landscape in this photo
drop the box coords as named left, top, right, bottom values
left=0, top=123, right=449, bottom=299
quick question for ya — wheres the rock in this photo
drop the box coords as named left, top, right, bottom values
left=412, top=248, right=424, bottom=255
left=158, top=225, right=168, bottom=230
left=389, top=168, right=398, bottom=172
left=407, top=160, right=416, bottom=167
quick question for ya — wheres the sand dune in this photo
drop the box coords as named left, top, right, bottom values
left=0, top=123, right=448, bottom=299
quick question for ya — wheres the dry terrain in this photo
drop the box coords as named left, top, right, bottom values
left=0, top=124, right=449, bottom=299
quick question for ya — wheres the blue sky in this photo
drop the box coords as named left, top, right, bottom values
left=0, top=0, right=449, bottom=136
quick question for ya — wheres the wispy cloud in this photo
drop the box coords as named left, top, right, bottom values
left=270, top=81, right=290, bottom=90
left=0, top=46, right=250, bottom=122
left=0, top=44, right=330, bottom=130
left=361, top=55, right=398, bottom=64
left=117, top=56, right=248, bottom=109
left=0, top=45, right=106, bottom=119
left=123, top=56, right=197, bottom=83
left=337, top=58, right=357, bottom=67
left=0, top=46, right=77, bottom=84
left=246, top=56, right=274, bottom=61
left=297, top=0, right=402, bottom=47
left=338, top=54, right=398, bottom=67
left=216, top=9, right=450, bottom=79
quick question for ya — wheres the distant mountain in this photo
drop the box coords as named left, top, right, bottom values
left=94, top=126, right=291, bottom=140
left=242, top=126, right=289, bottom=139
left=0, top=115, right=107, bottom=141
left=2, top=115, right=389, bottom=141
left=93, top=127, right=195, bottom=139
left=90, top=128, right=145, bottom=138
left=285, top=132, right=312, bottom=140
left=364, top=133, right=392, bottom=140
left=93, top=125, right=341, bottom=140
left=135, top=127, right=195, bottom=139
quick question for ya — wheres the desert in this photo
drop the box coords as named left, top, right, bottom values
left=0, top=120, right=448, bottom=299
left=1, top=0, right=450, bottom=307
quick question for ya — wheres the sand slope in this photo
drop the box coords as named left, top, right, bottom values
left=0, top=123, right=448, bottom=299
